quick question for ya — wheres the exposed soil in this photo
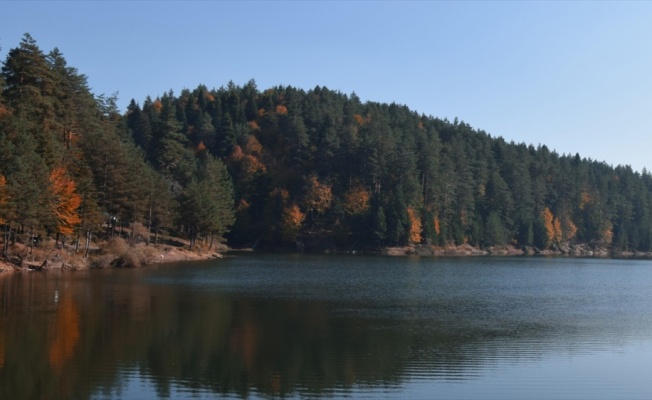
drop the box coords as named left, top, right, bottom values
left=0, top=236, right=226, bottom=273
left=2, top=237, right=650, bottom=275
left=381, top=243, right=640, bottom=258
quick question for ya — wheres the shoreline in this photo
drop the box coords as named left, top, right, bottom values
left=379, top=243, right=652, bottom=259
left=2, top=241, right=651, bottom=274
left=0, top=240, right=225, bottom=273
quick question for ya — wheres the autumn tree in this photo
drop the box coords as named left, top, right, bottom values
left=561, top=214, right=577, bottom=242
left=281, top=204, right=305, bottom=243
left=539, top=207, right=563, bottom=248
left=226, top=135, right=266, bottom=182
left=342, top=185, right=370, bottom=216
left=406, top=207, right=422, bottom=244
left=49, top=166, right=82, bottom=239
left=6, top=34, right=652, bottom=255
left=304, top=175, right=333, bottom=223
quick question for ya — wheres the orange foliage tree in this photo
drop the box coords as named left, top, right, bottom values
left=49, top=167, right=82, bottom=236
left=407, top=207, right=422, bottom=244
left=541, top=207, right=562, bottom=246
left=227, top=135, right=266, bottom=181
left=281, top=204, right=305, bottom=242
left=275, top=104, right=288, bottom=115
left=433, top=216, right=441, bottom=236
left=562, top=214, right=577, bottom=241
left=552, top=218, right=562, bottom=244
left=305, top=176, right=333, bottom=216
left=342, top=186, right=370, bottom=215
left=152, top=99, right=163, bottom=112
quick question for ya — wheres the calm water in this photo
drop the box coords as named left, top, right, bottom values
left=1, top=254, right=652, bottom=399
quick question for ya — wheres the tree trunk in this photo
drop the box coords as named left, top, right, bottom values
left=84, top=230, right=91, bottom=258
left=3, top=225, right=9, bottom=257
left=147, top=201, right=152, bottom=246
left=28, top=227, right=33, bottom=255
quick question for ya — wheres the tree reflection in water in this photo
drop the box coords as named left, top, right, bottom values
left=0, top=269, right=475, bottom=398
left=0, top=257, right=646, bottom=399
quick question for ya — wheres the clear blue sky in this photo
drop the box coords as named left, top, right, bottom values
left=2, top=1, right=652, bottom=171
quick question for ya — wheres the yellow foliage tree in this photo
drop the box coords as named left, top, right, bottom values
left=541, top=207, right=564, bottom=246
left=407, top=207, right=422, bottom=244
left=541, top=207, right=555, bottom=246
left=49, top=167, right=82, bottom=236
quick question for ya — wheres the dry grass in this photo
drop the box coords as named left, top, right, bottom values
left=2, top=232, right=226, bottom=273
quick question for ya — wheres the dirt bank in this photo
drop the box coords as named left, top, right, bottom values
left=381, top=243, right=639, bottom=258
left=0, top=237, right=225, bottom=273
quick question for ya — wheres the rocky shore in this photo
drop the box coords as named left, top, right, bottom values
left=0, top=237, right=224, bottom=273
left=382, top=243, right=650, bottom=258
left=3, top=239, right=651, bottom=275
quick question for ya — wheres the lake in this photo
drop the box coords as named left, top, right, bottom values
left=1, top=254, right=651, bottom=399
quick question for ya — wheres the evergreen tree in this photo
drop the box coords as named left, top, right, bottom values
left=181, top=154, right=235, bottom=248
left=2, top=33, right=63, bottom=166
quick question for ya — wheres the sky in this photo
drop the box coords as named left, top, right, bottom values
left=2, top=1, right=652, bottom=172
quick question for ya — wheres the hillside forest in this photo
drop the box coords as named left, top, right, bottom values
left=2, top=34, right=652, bottom=260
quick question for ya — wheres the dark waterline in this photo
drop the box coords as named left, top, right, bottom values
left=1, top=254, right=651, bottom=399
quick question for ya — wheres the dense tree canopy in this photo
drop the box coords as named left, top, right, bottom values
left=2, top=34, right=652, bottom=255
left=0, top=34, right=234, bottom=253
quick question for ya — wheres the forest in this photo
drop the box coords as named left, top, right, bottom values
left=2, top=33, right=652, bottom=262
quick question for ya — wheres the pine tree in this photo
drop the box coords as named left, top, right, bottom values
left=2, top=34, right=63, bottom=166
left=181, top=154, right=235, bottom=248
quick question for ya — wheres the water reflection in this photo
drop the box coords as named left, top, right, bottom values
left=0, top=256, right=650, bottom=399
